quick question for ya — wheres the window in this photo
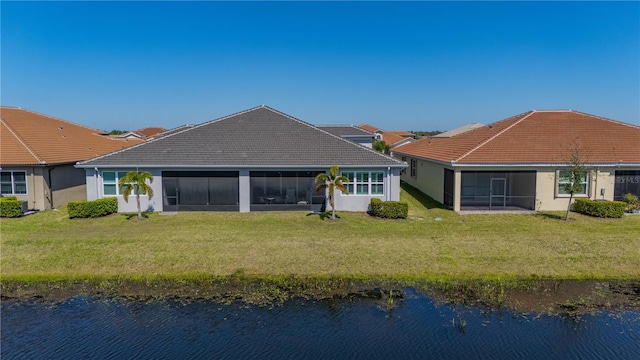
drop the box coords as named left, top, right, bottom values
left=342, top=171, right=385, bottom=195
left=401, top=156, right=407, bottom=175
left=0, top=171, right=27, bottom=195
left=410, top=159, right=417, bottom=178
left=557, top=170, right=588, bottom=196
left=103, top=171, right=129, bottom=196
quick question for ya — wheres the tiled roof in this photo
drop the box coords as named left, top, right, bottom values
left=433, top=123, right=484, bottom=137
left=394, top=110, right=640, bottom=165
left=381, top=132, right=408, bottom=147
left=387, top=130, right=415, bottom=138
left=359, top=124, right=380, bottom=133
left=78, top=106, right=405, bottom=168
left=134, top=127, right=166, bottom=138
left=316, top=125, right=374, bottom=137
left=1, top=107, right=142, bottom=166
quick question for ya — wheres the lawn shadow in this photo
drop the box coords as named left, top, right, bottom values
left=401, top=181, right=448, bottom=210
left=121, top=212, right=150, bottom=220
left=306, top=212, right=340, bottom=221
left=536, top=212, right=566, bottom=221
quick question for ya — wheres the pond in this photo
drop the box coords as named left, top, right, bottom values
left=2, top=287, right=639, bottom=359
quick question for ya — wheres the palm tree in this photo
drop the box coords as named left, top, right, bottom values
left=119, top=171, right=154, bottom=220
left=315, top=165, right=349, bottom=220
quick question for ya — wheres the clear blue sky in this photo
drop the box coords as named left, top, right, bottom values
left=2, top=1, right=638, bottom=132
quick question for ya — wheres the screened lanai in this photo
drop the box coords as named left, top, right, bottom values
left=459, top=171, right=536, bottom=211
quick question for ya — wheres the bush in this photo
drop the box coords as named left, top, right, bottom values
left=573, top=198, right=626, bottom=218
left=68, top=197, right=118, bottom=219
left=0, top=197, right=23, bottom=218
left=370, top=198, right=408, bottom=219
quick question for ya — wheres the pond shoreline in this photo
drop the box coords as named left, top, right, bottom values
left=2, top=277, right=639, bottom=316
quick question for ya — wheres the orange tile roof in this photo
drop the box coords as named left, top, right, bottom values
left=387, top=130, right=414, bottom=138
left=134, top=127, right=166, bottom=138
left=394, top=110, right=640, bottom=165
left=1, top=107, right=142, bottom=166
left=359, top=123, right=380, bottom=133
left=381, top=131, right=407, bottom=147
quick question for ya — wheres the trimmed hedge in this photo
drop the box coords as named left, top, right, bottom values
left=0, top=197, right=23, bottom=218
left=68, top=197, right=118, bottom=219
left=573, top=198, right=626, bottom=218
left=370, top=198, right=408, bottom=219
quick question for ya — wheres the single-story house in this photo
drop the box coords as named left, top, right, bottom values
left=359, top=123, right=415, bottom=148
left=118, top=127, right=167, bottom=140
left=76, top=106, right=407, bottom=213
left=0, top=106, right=141, bottom=210
left=315, top=124, right=375, bottom=148
left=392, top=110, right=640, bottom=212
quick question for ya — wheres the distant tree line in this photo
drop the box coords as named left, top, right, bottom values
left=410, top=130, right=443, bottom=138
left=109, top=130, right=128, bottom=135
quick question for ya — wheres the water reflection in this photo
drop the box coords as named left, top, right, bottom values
left=2, top=288, right=639, bottom=359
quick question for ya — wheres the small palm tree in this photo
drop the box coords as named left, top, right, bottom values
left=315, top=165, right=349, bottom=220
left=119, top=171, right=154, bottom=220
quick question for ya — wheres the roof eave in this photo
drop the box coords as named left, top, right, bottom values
left=75, top=163, right=407, bottom=169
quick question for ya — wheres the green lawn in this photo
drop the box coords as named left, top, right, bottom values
left=2, top=184, right=639, bottom=282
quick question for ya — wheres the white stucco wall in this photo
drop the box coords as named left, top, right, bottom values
left=334, top=167, right=402, bottom=212
left=85, top=168, right=162, bottom=213
left=84, top=167, right=404, bottom=213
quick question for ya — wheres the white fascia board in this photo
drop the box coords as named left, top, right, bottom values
left=75, top=164, right=407, bottom=169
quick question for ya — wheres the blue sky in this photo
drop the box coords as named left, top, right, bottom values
left=2, top=1, right=638, bottom=132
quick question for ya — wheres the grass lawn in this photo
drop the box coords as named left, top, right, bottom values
left=1, top=184, right=639, bottom=282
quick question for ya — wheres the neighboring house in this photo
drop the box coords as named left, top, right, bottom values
left=358, top=124, right=415, bottom=148
left=315, top=125, right=375, bottom=148
left=77, top=106, right=407, bottom=213
left=432, top=123, right=484, bottom=138
left=0, top=106, right=141, bottom=210
left=118, top=127, right=167, bottom=140
left=393, top=110, right=640, bottom=212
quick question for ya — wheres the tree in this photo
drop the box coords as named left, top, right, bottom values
left=561, top=141, right=589, bottom=221
left=315, top=165, right=349, bottom=220
left=119, top=171, right=154, bottom=220
left=109, top=130, right=128, bottom=135
left=372, top=139, right=391, bottom=154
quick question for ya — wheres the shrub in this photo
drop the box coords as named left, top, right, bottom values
left=369, top=198, right=408, bottom=219
left=68, top=197, right=118, bottom=219
left=0, top=197, right=23, bottom=218
left=622, top=193, right=638, bottom=204
left=573, top=198, right=625, bottom=218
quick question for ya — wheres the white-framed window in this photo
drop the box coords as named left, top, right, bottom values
left=410, top=159, right=417, bottom=178
left=342, top=171, right=385, bottom=195
left=556, top=170, right=589, bottom=196
left=0, top=171, right=27, bottom=195
left=401, top=156, right=407, bottom=175
left=102, top=171, right=129, bottom=196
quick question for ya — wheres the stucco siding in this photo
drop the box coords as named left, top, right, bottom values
left=397, top=157, right=445, bottom=204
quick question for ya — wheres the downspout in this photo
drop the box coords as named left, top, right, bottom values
left=387, top=167, right=391, bottom=201
left=94, top=167, right=100, bottom=199
left=47, top=166, right=56, bottom=209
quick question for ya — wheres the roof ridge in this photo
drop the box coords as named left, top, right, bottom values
left=454, top=111, right=535, bottom=163
left=2, top=106, right=109, bottom=134
left=78, top=106, right=272, bottom=165
left=262, top=107, right=406, bottom=166
left=0, top=116, right=46, bottom=164
left=569, top=110, right=640, bottom=129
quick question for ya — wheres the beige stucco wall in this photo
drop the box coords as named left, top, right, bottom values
left=535, top=167, right=618, bottom=211
left=397, top=156, right=446, bottom=204
left=393, top=157, right=633, bottom=212
left=2, top=167, right=47, bottom=210
left=2, top=164, right=88, bottom=211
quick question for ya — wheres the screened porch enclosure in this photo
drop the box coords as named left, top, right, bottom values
left=162, top=171, right=239, bottom=211
left=460, top=171, right=536, bottom=210
left=250, top=171, right=325, bottom=212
